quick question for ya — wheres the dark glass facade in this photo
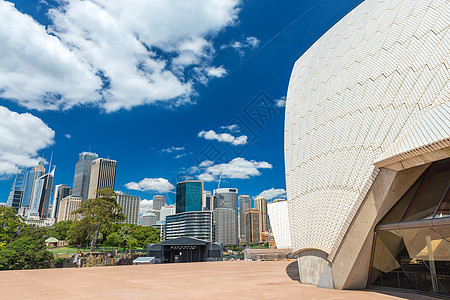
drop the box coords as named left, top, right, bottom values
left=165, top=211, right=214, bottom=242
left=176, top=181, right=203, bottom=213
left=370, top=158, right=450, bottom=296
left=72, top=152, right=98, bottom=202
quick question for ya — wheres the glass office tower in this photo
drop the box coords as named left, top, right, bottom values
left=28, top=167, right=54, bottom=218
left=72, top=152, right=98, bottom=202
left=21, top=161, right=45, bottom=208
left=176, top=181, right=203, bottom=213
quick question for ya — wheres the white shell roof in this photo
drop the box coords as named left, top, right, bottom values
left=376, top=101, right=450, bottom=166
left=284, top=0, right=450, bottom=255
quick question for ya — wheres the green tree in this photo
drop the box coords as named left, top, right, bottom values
left=132, top=225, right=160, bottom=247
left=66, top=219, right=90, bottom=247
left=105, top=232, right=121, bottom=247
left=105, top=225, right=138, bottom=249
left=73, top=189, right=126, bottom=251
left=45, top=220, right=74, bottom=240
left=0, top=225, right=53, bottom=270
left=0, top=207, right=24, bottom=247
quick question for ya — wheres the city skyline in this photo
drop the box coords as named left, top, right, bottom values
left=0, top=0, right=364, bottom=211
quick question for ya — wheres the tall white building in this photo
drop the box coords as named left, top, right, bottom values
left=88, top=158, right=116, bottom=200
left=159, top=205, right=176, bottom=222
left=152, top=195, right=165, bottom=210
left=267, top=199, right=292, bottom=249
left=284, top=0, right=450, bottom=295
left=116, top=193, right=140, bottom=225
left=57, top=196, right=81, bottom=222
left=141, top=212, right=157, bottom=227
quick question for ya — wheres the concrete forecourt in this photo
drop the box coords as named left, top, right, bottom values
left=0, top=261, right=438, bottom=299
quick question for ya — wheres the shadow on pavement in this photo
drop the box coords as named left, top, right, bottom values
left=285, top=260, right=300, bottom=282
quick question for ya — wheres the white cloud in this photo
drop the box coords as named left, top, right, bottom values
left=125, top=177, right=175, bottom=193
left=206, top=66, right=227, bottom=78
left=257, top=188, right=286, bottom=200
left=222, top=36, right=260, bottom=55
left=0, top=1, right=102, bottom=110
left=139, top=199, right=153, bottom=215
left=65, top=133, right=71, bottom=139
left=220, top=124, right=239, bottom=132
left=162, top=146, right=185, bottom=153
left=0, top=0, right=240, bottom=111
left=275, top=96, right=286, bottom=108
left=199, top=160, right=214, bottom=167
left=0, top=106, right=55, bottom=177
left=198, top=157, right=272, bottom=181
left=198, top=129, right=247, bottom=146
left=245, top=36, right=260, bottom=48
left=175, top=153, right=186, bottom=159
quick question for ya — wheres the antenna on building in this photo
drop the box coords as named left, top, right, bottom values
left=217, top=171, right=223, bottom=190
left=48, top=151, right=53, bottom=172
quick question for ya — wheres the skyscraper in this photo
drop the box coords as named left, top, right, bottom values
left=57, top=196, right=82, bottom=222
left=202, top=191, right=213, bottom=211
left=27, top=167, right=55, bottom=219
left=214, top=207, right=237, bottom=245
left=213, top=188, right=239, bottom=243
left=160, top=205, right=176, bottom=222
left=116, top=193, right=140, bottom=225
left=72, top=152, right=98, bottom=202
left=87, top=158, right=117, bottom=200
left=21, top=161, right=45, bottom=208
left=254, top=196, right=269, bottom=232
left=176, top=180, right=203, bottom=213
left=238, top=195, right=251, bottom=238
left=6, top=168, right=26, bottom=211
left=244, top=208, right=261, bottom=244
left=52, top=184, right=72, bottom=221
left=152, top=195, right=165, bottom=210
left=141, top=213, right=157, bottom=226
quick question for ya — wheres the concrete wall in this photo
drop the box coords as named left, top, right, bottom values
left=330, top=164, right=429, bottom=289
left=297, top=249, right=330, bottom=286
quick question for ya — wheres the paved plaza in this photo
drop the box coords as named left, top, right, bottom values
left=0, top=260, right=437, bottom=299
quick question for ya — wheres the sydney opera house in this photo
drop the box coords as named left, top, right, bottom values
left=284, top=0, right=450, bottom=296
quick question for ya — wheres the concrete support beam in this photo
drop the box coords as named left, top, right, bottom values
left=298, top=249, right=330, bottom=286
left=331, top=164, right=430, bottom=289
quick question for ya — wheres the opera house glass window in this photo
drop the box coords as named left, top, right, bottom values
left=370, top=158, right=450, bottom=296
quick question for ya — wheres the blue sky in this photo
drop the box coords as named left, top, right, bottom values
left=0, top=0, right=363, bottom=212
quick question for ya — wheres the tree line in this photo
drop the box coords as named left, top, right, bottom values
left=0, top=189, right=159, bottom=270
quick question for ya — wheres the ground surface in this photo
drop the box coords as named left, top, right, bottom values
left=0, top=260, right=437, bottom=299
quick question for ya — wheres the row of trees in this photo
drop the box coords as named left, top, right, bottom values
left=67, top=189, right=160, bottom=250
left=50, top=220, right=160, bottom=249
left=0, top=189, right=160, bottom=270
